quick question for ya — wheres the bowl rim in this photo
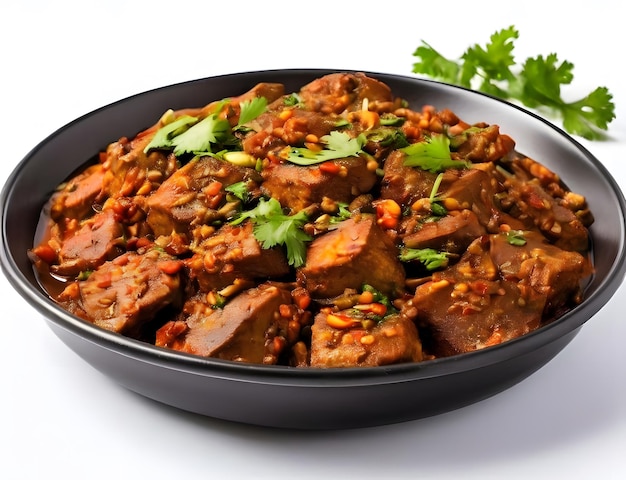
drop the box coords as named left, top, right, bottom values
left=2, top=68, right=626, bottom=386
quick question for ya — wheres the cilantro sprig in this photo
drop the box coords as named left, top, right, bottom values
left=428, top=172, right=448, bottom=217
left=400, top=134, right=470, bottom=173
left=170, top=114, right=231, bottom=156
left=144, top=96, right=268, bottom=156
left=287, top=131, right=366, bottom=165
left=412, top=26, right=615, bottom=140
left=231, top=197, right=311, bottom=267
left=399, top=247, right=451, bottom=271
left=143, top=115, right=198, bottom=154
left=236, top=96, right=268, bottom=128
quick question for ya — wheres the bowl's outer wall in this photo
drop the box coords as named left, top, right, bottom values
left=2, top=69, right=626, bottom=428
left=47, top=320, right=581, bottom=429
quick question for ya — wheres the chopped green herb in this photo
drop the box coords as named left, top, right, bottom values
left=283, top=93, right=302, bottom=107
left=171, top=114, right=231, bottom=156
left=225, top=181, right=250, bottom=202
left=428, top=173, right=448, bottom=216
left=401, top=134, right=470, bottom=173
left=287, top=131, right=366, bottom=165
left=367, top=128, right=409, bottom=149
left=334, top=118, right=351, bottom=129
left=231, top=197, right=311, bottom=267
left=505, top=230, right=527, bottom=246
left=329, top=202, right=352, bottom=224
left=77, top=270, right=93, bottom=281
left=210, top=291, right=227, bottom=309
left=399, top=247, right=450, bottom=270
left=143, top=115, right=198, bottom=154
left=236, top=96, right=267, bottom=127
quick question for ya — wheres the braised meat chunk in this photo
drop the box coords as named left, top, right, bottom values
left=30, top=72, right=595, bottom=368
left=261, top=156, right=378, bottom=213
left=298, top=72, right=394, bottom=114
left=145, top=155, right=262, bottom=237
left=48, top=163, right=106, bottom=221
left=402, top=209, right=486, bottom=254
left=297, top=215, right=406, bottom=299
left=380, top=150, right=438, bottom=208
left=186, top=222, right=291, bottom=292
left=57, top=249, right=183, bottom=335
left=412, top=231, right=590, bottom=357
left=48, top=208, right=125, bottom=277
left=155, top=284, right=304, bottom=364
left=489, top=230, right=592, bottom=317
left=310, top=310, right=423, bottom=368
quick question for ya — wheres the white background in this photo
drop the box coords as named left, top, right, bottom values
left=1, top=1, right=625, bottom=479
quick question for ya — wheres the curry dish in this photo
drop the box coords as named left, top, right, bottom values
left=29, top=73, right=594, bottom=367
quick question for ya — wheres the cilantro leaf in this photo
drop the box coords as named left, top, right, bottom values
left=505, top=230, right=527, bottom=246
left=236, top=96, right=267, bottom=127
left=462, top=26, right=518, bottom=96
left=143, top=115, right=198, bottom=153
left=412, top=42, right=462, bottom=85
left=283, top=93, right=302, bottom=107
left=225, top=181, right=250, bottom=202
left=231, top=197, right=311, bottom=267
left=519, top=55, right=615, bottom=140
left=411, top=26, right=616, bottom=140
left=401, top=134, right=470, bottom=173
left=171, top=114, right=231, bottom=156
left=287, top=131, right=366, bottom=165
left=399, top=247, right=450, bottom=271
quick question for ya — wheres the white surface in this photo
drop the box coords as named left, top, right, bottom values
left=1, top=1, right=625, bottom=479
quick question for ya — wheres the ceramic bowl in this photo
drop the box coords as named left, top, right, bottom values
left=2, top=69, right=625, bottom=429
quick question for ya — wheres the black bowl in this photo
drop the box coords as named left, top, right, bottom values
left=2, top=69, right=625, bottom=429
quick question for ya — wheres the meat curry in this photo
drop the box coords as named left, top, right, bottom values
left=29, top=73, right=594, bottom=368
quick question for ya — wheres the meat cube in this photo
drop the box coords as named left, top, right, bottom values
left=203, top=82, right=285, bottom=122
left=297, top=215, right=405, bottom=298
left=50, top=208, right=125, bottom=277
left=310, top=311, right=422, bottom=367
left=155, top=284, right=296, bottom=364
left=440, top=166, right=525, bottom=232
left=48, top=163, right=106, bottom=221
left=261, top=156, right=378, bottom=213
left=243, top=109, right=339, bottom=155
left=101, top=132, right=176, bottom=199
left=298, top=72, right=394, bottom=114
left=57, top=249, right=183, bottom=335
left=452, top=124, right=515, bottom=163
left=100, top=83, right=284, bottom=201
left=489, top=230, right=592, bottom=317
left=145, top=156, right=262, bottom=237
left=413, top=277, right=546, bottom=357
left=380, top=150, right=437, bottom=208
left=186, top=222, right=290, bottom=292
left=500, top=172, right=590, bottom=252
left=402, top=209, right=486, bottom=254
left=412, top=236, right=546, bottom=357
left=412, top=231, right=592, bottom=357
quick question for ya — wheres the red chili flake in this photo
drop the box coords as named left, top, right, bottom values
left=319, top=162, right=341, bottom=175
left=157, top=260, right=183, bottom=275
